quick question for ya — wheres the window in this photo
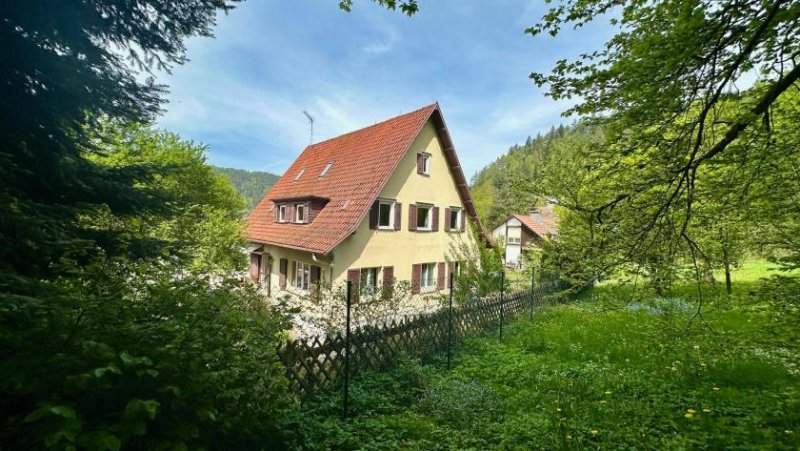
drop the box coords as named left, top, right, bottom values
left=278, top=205, right=287, bottom=222
left=294, top=261, right=311, bottom=290
left=421, top=263, right=436, bottom=290
left=453, top=261, right=461, bottom=277
left=449, top=208, right=461, bottom=231
left=508, top=237, right=521, bottom=244
left=416, top=205, right=432, bottom=230
left=295, top=204, right=305, bottom=223
left=293, top=168, right=305, bottom=180
left=319, top=162, right=333, bottom=177
left=417, top=153, right=431, bottom=175
left=378, top=201, right=394, bottom=229
left=360, top=267, right=380, bottom=298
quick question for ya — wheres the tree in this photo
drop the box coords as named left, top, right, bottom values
left=528, top=0, right=800, bottom=286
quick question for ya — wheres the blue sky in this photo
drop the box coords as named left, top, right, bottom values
left=155, top=0, right=614, bottom=180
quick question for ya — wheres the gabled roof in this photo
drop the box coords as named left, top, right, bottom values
left=246, top=103, right=487, bottom=254
left=496, top=206, right=558, bottom=239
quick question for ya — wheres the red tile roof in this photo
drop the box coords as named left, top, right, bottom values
left=510, top=206, right=558, bottom=239
left=245, top=103, right=487, bottom=254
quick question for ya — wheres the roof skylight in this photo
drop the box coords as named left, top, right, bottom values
left=319, top=162, right=333, bottom=177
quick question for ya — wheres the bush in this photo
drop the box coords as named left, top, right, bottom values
left=0, top=259, right=295, bottom=449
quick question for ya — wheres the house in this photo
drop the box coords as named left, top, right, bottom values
left=245, top=103, right=487, bottom=297
left=491, top=206, right=558, bottom=268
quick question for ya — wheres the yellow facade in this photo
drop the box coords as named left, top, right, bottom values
left=257, top=119, right=476, bottom=294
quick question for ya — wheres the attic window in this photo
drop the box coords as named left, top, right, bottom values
left=319, top=162, right=333, bottom=177
left=294, top=168, right=305, bottom=181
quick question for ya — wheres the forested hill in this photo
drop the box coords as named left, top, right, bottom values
left=213, top=166, right=280, bottom=209
left=470, top=124, right=603, bottom=228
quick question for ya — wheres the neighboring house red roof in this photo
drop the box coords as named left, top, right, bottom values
left=498, top=206, right=558, bottom=239
left=246, top=103, right=487, bottom=254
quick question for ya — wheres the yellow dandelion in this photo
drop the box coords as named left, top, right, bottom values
left=684, top=413, right=694, bottom=419
left=604, top=391, right=612, bottom=395
left=687, top=409, right=696, bottom=414
left=702, top=408, right=712, bottom=413
left=556, top=408, right=562, bottom=412
left=712, top=387, right=720, bottom=391
left=590, top=429, right=599, bottom=435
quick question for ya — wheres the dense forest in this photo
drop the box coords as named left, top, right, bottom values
left=213, top=166, right=279, bottom=209
left=470, top=124, right=603, bottom=228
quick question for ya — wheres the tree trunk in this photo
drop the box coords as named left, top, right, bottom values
left=723, top=247, right=732, bottom=295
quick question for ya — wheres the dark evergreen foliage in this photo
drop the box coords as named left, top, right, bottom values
left=212, top=166, right=279, bottom=210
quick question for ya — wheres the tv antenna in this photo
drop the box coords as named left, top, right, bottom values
left=303, top=110, right=315, bottom=144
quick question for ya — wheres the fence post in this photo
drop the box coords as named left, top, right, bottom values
left=530, top=266, right=535, bottom=321
left=447, top=272, right=454, bottom=370
left=343, top=280, right=352, bottom=420
left=499, top=271, right=505, bottom=340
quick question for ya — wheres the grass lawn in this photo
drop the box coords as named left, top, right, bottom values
left=286, top=261, right=800, bottom=450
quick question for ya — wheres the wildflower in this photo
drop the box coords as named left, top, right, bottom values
left=599, top=400, right=607, bottom=404
left=712, top=387, right=720, bottom=391
left=686, top=409, right=696, bottom=414
left=590, top=429, right=599, bottom=435
left=684, top=413, right=694, bottom=419
left=786, top=430, right=794, bottom=435
left=702, top=408, right=712, bottom=413
left=556, top=408, right=562, bottom=412
left=566, top=434, right=573, bottom=440
left=604, top=391, right=612, bottom=395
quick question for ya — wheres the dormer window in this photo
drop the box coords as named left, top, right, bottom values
left=416, top=152, right=431, bottom=175
left=319, top=162, right=333, bottom=177
left=294, top=168, right=305, bottom=181
left=278, top=205, right=287, bottom=222
left=295, top=204, right=305, bottom=223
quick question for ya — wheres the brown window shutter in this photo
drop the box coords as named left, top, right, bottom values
left=287, top=204, right=295, bottom=223
left=411, top=264, right=421, bottom=294
left=347, top=268, right=361, bottom=303
left=382, top=266, right=394, bottom=290
left=444, top=208, right=451, bottom=232
left=460, top=210, right=466, bottom=232
left=432, top=206, right=439, bottom=232
left=305, top=201, right=311, bottom=224
left=279, top=258, right=288, bottom=289
left=369, top=200, right=379, bottom=229
left=408, top=204, right=417, bottom=231
left=416, top=153, right=424, bottom=174
left=249, top=253, right=261, bottom=282
left=274, top=205, right=279, bottom=222
left=437, top=262, right=445, bottom=290
left=394, top=202, right=402, bottom=230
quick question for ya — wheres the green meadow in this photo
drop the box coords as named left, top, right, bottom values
left=289, top=261, right=800, bottom=450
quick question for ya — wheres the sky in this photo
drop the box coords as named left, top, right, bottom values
left=155, top=0, right=616, bottom=180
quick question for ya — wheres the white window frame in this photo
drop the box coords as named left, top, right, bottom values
left=293, top=261, right=311, bottom=291
left=278, top=205, right=287, bottom=222
left=295, top=204, right=305, bottom=223
left=420, top=153, right=431, bottom=175
left=421, top=263, right=436, bottom=290
left=377, top=200, right=395, bottom=229
left=416, top=204, right=433, bottom=231
left=508, top=236, right=521, bottom=245
left=360, top=267, right=380, bottom=298
left=294, top=168, right=305, bottom=180
left=449, top=208, right=461, bottom=231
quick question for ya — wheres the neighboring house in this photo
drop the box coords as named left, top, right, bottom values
left=491, top=206, right=558, bottom=268
left=245, top=103, right=487, bottom=298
